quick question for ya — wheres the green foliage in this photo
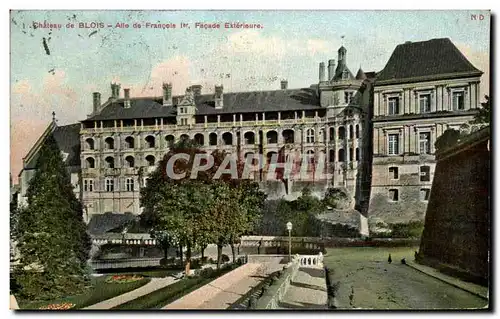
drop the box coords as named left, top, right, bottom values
left=435, top=129, right=461, bottom=152
left=13, top=134, right=91, bottom=301
left=273, top=188, right=324, bottom=237
left=114, top=264, right=239, bottom=309
left=472, top=95, right=490, bottom=125
left=323, top=188, right=349, bottom=209
left=18, top=275, right=150, bottom=309
left=139, top=139, right=266, bottom=270
left=372, top=220, right=424, bottom=239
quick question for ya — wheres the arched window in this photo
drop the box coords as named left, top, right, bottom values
left=244, top=131, right=255, bottom=145
left=209, top=133, right=217, bottom=146
left=222, top=132, right=233, bottom=145
left=349, top=147, right=354, bottom=162
left=329, top=127, right=335, bottom=141
left=306, top=150, right=315, bottom=164
left=180, top=134, right=189, bottom=142
left=306, top=129, right=315, bottom=143
left=266, top=131, right=278, bottom=144
left=338, top=127, right=346, bottom=140
left=125, top=136, right=134, bottom=149
left=145, top=135, right=155, bottom=148
left=165, top=135, right=175, bottom=146
left=355, top=148, right=360, bottom=161
left=105, top=156, right=114, bottom=168
left=85, top=138, right=94, bottom=150
left=125, top=156, right=135, bottom=168
left=282, top=129, right=294, bottom=144
left=266, top=151, right=278, bottom=164
left=349, top=125, right=354, bottom=139
left=355, top=125, right=360, bottom=138
left=194, top=133, right=204, bottom=146
left=320, top=128, right=326, bottom=143
left=146, top=155, right=156, bottom=166
left=329, top=150, right=335, bottom=163
left=338, top=149, right=345, bottom=162
left=86, top=157, right=95, bottom=168
left=105, top=137, right=114, bottom=150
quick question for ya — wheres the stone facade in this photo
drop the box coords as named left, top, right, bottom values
left=367, top=38, right=483, bottom=228
left=78, top=45, right=374, bottom=222
left=418, top=127, right=490, bottom=284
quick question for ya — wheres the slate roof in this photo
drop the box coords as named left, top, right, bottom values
left=85, top=88, right=321, bottom=121
left=376, top=38, right=483, bottom=84
left=87, top=212, right=138, bottom=235
left=24, top=123, right=81, bottom=169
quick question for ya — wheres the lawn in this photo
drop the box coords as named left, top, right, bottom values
left=17, top=275, right=151, bottom=310
left=113, top=264, right=240, bottom=310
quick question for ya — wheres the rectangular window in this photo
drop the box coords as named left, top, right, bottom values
left=388, top=134, right=399, bottom=155
left=419, top=132, right=431, bottom=154
left=389, top=189, right=399, bottom=201
left=420, top=166, right=431, bottom=182
left=420, top=188, right=430, bottom=201
left=452, top=91, right=465, bottom=110
left=126, top=178, right=134, bottom=192
left=419, top=94, right=431, bottom=113
left=106, top=179, right=114, bottom=192
left=83, top=179, right=94, bottom=192
left=388, top=97, right=399, bottom=115
left=388, top=167, right=399, bottom=179
left=344, top=91, right=354, bottom=104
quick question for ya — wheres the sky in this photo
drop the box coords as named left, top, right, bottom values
left=10, top=10, right=490, bottom=182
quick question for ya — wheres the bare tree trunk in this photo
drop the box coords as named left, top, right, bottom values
left=179, top=244, right=183, bottom=266
left=185, top=243, right=191, bottom=276
left=230, top=242, right=236, bottom=263
left=216, top=241, right=223, bottom=270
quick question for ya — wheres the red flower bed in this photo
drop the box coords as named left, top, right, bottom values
left=105, top=274, right=144, bottom=284
left=39, top=302, right=75, bottom=310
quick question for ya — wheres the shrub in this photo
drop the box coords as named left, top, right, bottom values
left=221, top=254, right=230, bottom=263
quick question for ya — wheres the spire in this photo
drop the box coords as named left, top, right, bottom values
left=355, top=67, right=367, bottom=80
left=52, top=111, right=56, bottom=123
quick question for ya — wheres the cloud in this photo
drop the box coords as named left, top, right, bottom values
left=455, top=42, right=490, bottom=100
left=122, top=56, right=192, bottom=97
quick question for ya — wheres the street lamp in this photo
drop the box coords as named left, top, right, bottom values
left=286, top=222, right=293, bottom=262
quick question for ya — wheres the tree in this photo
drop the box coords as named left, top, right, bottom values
left=472, top=95, right=490, bottom=125
left=14, top=135, right=90, bottom=301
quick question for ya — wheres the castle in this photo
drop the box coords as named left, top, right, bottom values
left=17, top=38, right=484, bottom=234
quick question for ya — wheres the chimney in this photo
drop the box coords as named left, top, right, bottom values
left=110, top=83, right=120, bottom=100
left=319, top=62, right=325, bottom=82
left=214, top=85, right=223, bottom=109
left=191, top=85, right=202, bottom=98
left=280, top=80, right=288, bottom=90
left=328, top=59, right=336, bottom=81
left=162, top=83, right=173, bottom=106
left=93, top=92, right=101, bottom=113
left=124, top=88, right=131, bottom=109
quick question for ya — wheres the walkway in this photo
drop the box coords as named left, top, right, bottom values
left=83, top=276, right=179, bottom=310
left=164, top=259, right=284, bottom=309
left=279, top=268, right=328, bottom=309
left=323, top=247, right=488, bottom=310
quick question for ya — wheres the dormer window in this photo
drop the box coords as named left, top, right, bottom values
left=342, top=70, right=349, bottom=80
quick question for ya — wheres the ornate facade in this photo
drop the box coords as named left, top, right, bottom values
left=78, top=45, right=374, bottom=221
left=17, top=38, right=484, bottom=234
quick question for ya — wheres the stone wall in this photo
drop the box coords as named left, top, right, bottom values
left=418, top=127, right=490, bottom=284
